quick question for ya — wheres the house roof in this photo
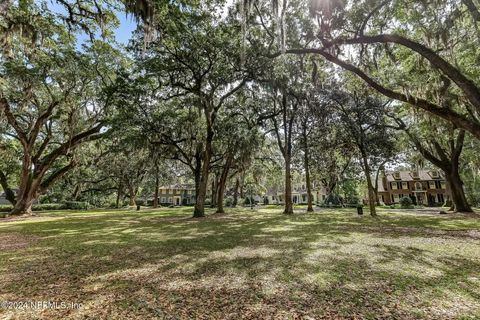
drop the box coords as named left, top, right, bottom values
left=385, top=170, right=444, bottom=182
left=376, top=170, right=444, bottom=192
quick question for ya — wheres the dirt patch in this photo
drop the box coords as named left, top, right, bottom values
left=0, top=233, right=41, bottom=251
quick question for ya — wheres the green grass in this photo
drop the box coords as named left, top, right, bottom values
left=0, top=207, right=479, bottom=319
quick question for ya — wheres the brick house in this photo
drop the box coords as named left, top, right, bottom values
left=377, top=170, right=449, bottom=205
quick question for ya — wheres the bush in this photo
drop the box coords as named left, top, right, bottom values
left=135, top=199, right=146, bottom=206
left=0, top=205, right=13, bottom=213
left=33, top=203, right=66, bottom=211
left=64, top=201, right=89, bottom=210
left=399, top=196, right=413, bottom=209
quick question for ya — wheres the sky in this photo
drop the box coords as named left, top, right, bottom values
left=48, top=1, right=137, bottom=46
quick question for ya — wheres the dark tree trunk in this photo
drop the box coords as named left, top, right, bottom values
left=128, top=185, right=136, bottom=207
left=210, top=175, right=217, bottom=208
left=232, top=177, right=240, bottom=207
left=446, top=168, right=472, bottom=212
left=216, top=155, right=233, bottom=214
left=303, top=129, right=314, bottom=212
left=193, top=124, right=213, bottom=218
left=9, top=154, right=38, bottom=216
left=361, top=151, right=377, bottom=216
left=284, top=156, right=294, bottom=214
left=0, top=170, right=16, bottom=205
left=116, top=181, right=123, bottom=208
left=153, top=173, right=159, bottom=208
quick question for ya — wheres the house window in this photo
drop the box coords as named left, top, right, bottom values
left=435, top=181, right=442, bottom=189
left=402, top=182, right=408, bottom=189
left=168, top=197, right=172, bottom=203
left=437, top=194, right=444, bottom=203
left=440, top=181, right=446, bottom=189
left=161, top=197, right=166, bottom=203
left=429, top=181, right=436, bottom=189
left=391, top=182, right=397, bottom=190
left=415, top=182, right=422, bottom=190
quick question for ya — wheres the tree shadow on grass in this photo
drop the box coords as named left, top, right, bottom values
left=0, top=209, right=479, bottom=319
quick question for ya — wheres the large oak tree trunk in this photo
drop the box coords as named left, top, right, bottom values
left=193, top=127, right=213, bottom=218
left=446, top=169, right=472, bottom=212
left=128, top=185, right=136, bottom=207
left=9, top=155, right=37, bottom=216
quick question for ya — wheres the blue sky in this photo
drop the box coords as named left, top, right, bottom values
left=48, top=1, right=137, bottom=46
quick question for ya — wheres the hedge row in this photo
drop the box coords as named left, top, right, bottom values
left=0, top=201, right=89, bottom=213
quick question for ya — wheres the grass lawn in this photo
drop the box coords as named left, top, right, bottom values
left=0, top=207, right=479, bottom=319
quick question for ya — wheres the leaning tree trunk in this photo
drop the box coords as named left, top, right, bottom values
left=284, top=156, right=294, bottom=214
left=9, top=155, right=37, bottom=216
left=446, top=168, right=472, bottom=212
left=361, top=152, right=377, bottom=216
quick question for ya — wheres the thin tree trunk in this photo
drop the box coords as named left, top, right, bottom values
left=153, top=173, right=159, bottom=208
left=0, top=170, right=16, bottom=205
left=232, top=177, right=240, bottom=207
left=284, top=156, right=294, bottom=214
left=210, top=176, right=217, bottom=208
left=361, top=151, right=377, bottom=216
left=303, top=133, right=314, bottom=212
left=216, top=156, right=233, bottom=214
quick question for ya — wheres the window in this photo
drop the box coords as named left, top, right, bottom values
left=437, top=194, right=444, bottom=203
left=391, top=182, right=397, bottom=190
left=168, top=197, right=172, bottom=203
left=402, top=182, right=408, bottom=189
left=161, top=197, right=166, bottom=203
left=435, top=181, right=442, bottom=189
left=440, top=181, right=446, bottom=189
left=429, top=181, right=436, bottom=189
left=415, top=182, right=422, bottom=190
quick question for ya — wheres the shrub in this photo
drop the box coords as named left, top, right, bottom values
left=399, top=196, right=413, bottom=209
left=33, top=203, right=66, bottom=211
left=0, top=205, right=13, bottom=213
left=64, top=201, right=89, bottom=210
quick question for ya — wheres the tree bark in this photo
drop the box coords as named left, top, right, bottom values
left=153, top=172, right=159, bottom=208
left=284, top=156, right=294, bottom=214
left=210, top=175, right=217, bottom=208
left=446, top=168, right=473, bottom=212
left=302, top=126, right=314, bottom=212
left=361, top=151, right=377, bottom=216
left=193, top=121, right=213, bottom=218
left=128, top=185, right=136, bottom=207
left=232, top=177, right=240, bottom=207
left=0, top=170, right=16, bottom=205
left=216, top=155, right=233, bottom=214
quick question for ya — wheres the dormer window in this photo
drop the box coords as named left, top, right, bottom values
left=393, top=171, right=401, bottom=180
left=430, top=170, right=439, bottom=178
left=411, top=171, right=419, bottom=179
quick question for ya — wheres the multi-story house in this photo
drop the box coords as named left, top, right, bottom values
left=377, top=170, right=449, bottom=205
left=156, top=184, right=196, bottom=206
left=264, top=183, right=328, bottom=205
